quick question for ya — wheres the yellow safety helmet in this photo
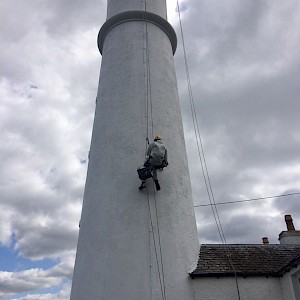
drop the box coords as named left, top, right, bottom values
left=154, top=135, right=162, bottom=141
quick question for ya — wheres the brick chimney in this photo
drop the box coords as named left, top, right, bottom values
left=278, top=215, right=300, bottom=244
left=262, top=237, right=269, bottom=244
left=285, top=214, right=295, bottom=231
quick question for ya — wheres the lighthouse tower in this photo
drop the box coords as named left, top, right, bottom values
left=70, top=0, right=199, bottom=299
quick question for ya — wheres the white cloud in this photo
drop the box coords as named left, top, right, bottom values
left=0, top=268, right=61, bottom=297
left=9, top=283, right=71, bottom=300
left=0, top=253, right=74, bottom=299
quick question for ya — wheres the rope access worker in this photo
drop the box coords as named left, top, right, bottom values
left=138, top=135, right=168, bottom=191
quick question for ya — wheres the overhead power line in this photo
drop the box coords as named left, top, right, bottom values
left=194, top=192, right=300, bottom=208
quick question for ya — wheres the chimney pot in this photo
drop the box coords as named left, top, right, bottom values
left=285, top=214, right=295, bottom=231
left=262, top=237, right=269, bottom=244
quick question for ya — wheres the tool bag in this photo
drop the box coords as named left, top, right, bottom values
left=137, top=165, right=153, bottom=180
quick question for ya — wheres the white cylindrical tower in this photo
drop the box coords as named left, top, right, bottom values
left=70, top=0, right=199, bottom=299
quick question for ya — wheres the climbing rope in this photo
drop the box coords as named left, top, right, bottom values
left=176, top=1, right=241, bottom=299
left=143, top=1, right=167, bottom=299
left=152, top=188, right=167, bottom=299
left=143, top=2, right=154, bottom=143
left=147, top=190, right=166, bottom=300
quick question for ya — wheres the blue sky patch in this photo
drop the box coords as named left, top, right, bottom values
left=0, top=245, right=58, bottom=272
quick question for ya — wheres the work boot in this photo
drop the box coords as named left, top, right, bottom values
left=154, top=180, right=160, bottom=191
left=139, top=181, right=146, bottom=190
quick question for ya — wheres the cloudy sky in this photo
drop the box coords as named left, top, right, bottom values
left=1, top=0, right=300, bottom=299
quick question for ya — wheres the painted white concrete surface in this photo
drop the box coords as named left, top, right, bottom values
left=70, top=0, right=199, bottom=299
left=107, top=0, right=167, bottom=19
left=279, top=231, right=300, bottom=245
left=192, top=277, right=285, bottom=300
left=281, top=264, right=300, bottom=300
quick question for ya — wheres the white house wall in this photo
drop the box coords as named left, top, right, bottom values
left=192, top=277, right=284, bottom=300
left=281, top=264, right=300, bottom=300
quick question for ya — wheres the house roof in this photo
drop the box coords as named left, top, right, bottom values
left=190, top=244, right=300, bottom=278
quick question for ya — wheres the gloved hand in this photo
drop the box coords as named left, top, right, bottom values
left=144, top=157, right=150, bottom=167
left=162, top=161, right=168, bottom=168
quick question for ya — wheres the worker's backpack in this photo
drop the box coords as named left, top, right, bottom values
left=137, top=165, right=153, bottom=180
left=150, top=142, right=166, bottom=166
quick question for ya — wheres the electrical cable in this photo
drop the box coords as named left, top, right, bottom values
left=176, top=1, right=241, bottom=299
left=176, top=0, right=225, bottom=245
left=194, top=191, right=300, bottom=207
